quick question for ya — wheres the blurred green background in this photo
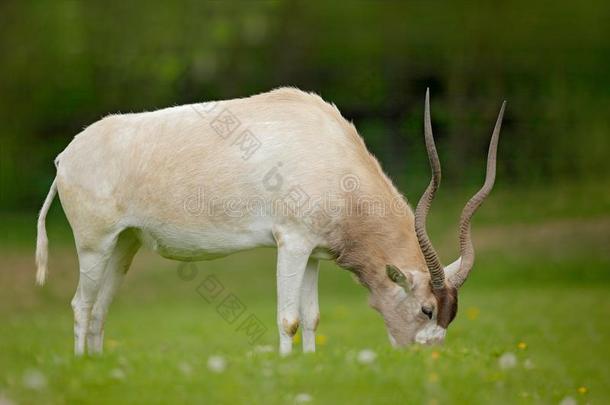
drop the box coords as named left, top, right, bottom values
left=0, top=1, right=609, bottom=404
left=1, top=0, right=609, bottom=210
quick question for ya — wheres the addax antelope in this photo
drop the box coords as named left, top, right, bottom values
left=36, top=87, right=505, bottom=355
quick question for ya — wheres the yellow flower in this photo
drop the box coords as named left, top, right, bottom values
left=466, top=307, right=480, bottom=320
left=315, top=334, right=327, bottom=345
left=293, top=334, right=301, bottom=344
left=431, top=351, right=440, bottom=360
left=577, top=386, right=588, bottom=395
left=517, top=342, right=527, bottom=350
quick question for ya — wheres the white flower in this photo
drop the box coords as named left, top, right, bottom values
left=0, top=393, right=16, bottom=405
left=22, top=369, right=47, bottom=390
left=559, top=396, right=577, bottom=405
left=295, top=393, right=312, bottom=403
left=498, top=352, right=517, bottom=369
left=357, top=349, right=377, bottom=364
left=178, top=361, right=193, bottom=376
left=207, top=355, right=227, bottom=373
left=110, top=368, right=126, bottom=380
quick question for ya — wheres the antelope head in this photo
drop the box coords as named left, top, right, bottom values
left=377, top=89, right=506, bottom=346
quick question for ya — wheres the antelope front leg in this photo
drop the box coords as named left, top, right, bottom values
left=300, top=258, right=320, bottom=353
left=274, top=230, right=313, bottom=356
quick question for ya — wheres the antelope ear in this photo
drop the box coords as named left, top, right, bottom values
left=386, top=265, right=413, bottom=290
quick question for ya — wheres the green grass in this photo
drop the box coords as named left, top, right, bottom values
left=0, top=182, right=609, bottom=404
left=2, top=283, right=609, bottom=404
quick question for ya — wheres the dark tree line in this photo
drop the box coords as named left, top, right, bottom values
left=1, top=0, right=608, bottom=210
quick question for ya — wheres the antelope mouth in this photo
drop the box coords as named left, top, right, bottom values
left=415, top=323, right=446, bottom=345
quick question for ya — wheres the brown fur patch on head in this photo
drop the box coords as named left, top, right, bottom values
left=432, top=286, right=458, bottom=328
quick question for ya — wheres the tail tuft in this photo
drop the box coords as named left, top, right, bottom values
left=36, top=178, right=57, bottom=286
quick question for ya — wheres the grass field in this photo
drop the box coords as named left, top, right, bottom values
left=1, top=182, right=609, bottom=404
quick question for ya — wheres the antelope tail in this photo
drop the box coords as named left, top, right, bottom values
left=36, top=178, right=58, bottom=286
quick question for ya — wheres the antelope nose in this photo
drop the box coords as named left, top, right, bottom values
left=415, top=324, right=447, bottom=345
left=415, top=335, right=442, bottom=345
left=427, top=335, right=445, bottom=345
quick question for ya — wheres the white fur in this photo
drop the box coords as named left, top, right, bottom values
left=38, top=88, right=354, bottom=355
left=443, top=257, right=462, bottom=280
left=300, top=258, right=320, bottom=353
left=35, top=88, right=451, bottom=355
left=35, top=178, right=57, bottom=285
left=273, top=226, right=315, bottom=356
left=388, top=332, right=398, bottom=347
left=414, top=323, right=446, bottom=345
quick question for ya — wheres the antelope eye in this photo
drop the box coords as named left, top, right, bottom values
left=421, top=306, right=434, bottom=320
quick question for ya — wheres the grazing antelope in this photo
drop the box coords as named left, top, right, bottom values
left=35, top=87, right=504, bottom=355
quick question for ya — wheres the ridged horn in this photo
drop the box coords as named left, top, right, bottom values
left=448, top=101, right=506, bottom=288
left=414, top=89, right=445, bottom=290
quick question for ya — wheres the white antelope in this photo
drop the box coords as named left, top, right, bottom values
left=36, top=87, right=504, bottom=355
